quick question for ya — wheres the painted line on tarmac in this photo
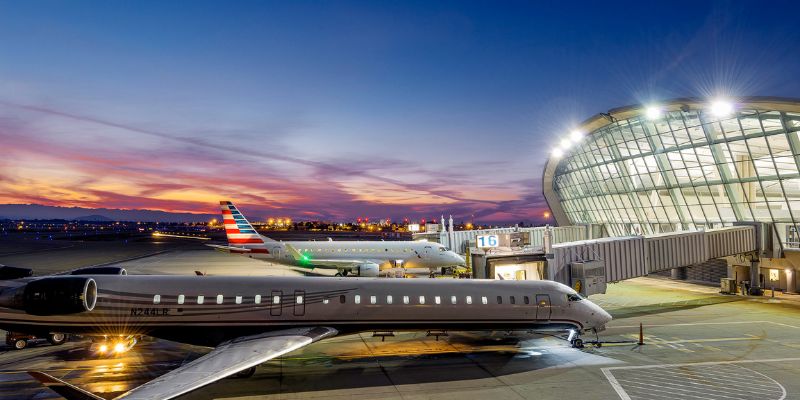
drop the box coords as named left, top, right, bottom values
left=602, top=358, right=796, bottom=400
left=610, top=320, right=800, bottom=329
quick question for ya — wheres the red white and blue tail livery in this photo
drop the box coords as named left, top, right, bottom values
left=219, top=201, right=269, bottom=254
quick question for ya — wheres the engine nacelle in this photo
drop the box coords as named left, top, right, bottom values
left=355, top=263, right=380, bottom=277
left=70, top=266, right=127, bottom=276
left=0, top=277, right=97, bottom=316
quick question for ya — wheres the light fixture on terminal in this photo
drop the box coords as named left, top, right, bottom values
left=569, top=130, right=584, bottom=143
left=559, top=138, right=572, bottom=149
left=709, top=99, right=734, bottom=118
left=645, top=105, right=662, bottom=120
left=551, top=148, right=564, bottom=158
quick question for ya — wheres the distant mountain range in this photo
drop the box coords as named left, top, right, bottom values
left=0, top=204, right=218, bottom=223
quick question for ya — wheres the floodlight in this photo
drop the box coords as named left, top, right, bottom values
left=710, top=99, right=734, bottom=117
left=645, top=106, right=662, bottom=120
left=570, top=130, right=584, bottom=142
left=552, top=148, right=564, bottom=158
left=560, top=138, right=572, bottom=149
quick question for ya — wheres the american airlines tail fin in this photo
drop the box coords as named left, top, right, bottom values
left=219, top=201, right=270, bottom=254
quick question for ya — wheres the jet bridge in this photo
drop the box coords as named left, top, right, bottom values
left=546, top=226, right=758, bottom=295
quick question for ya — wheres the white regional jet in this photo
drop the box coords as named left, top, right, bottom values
left=209, top=201, right=466, bottom=276
left=0, top=272, right=612, bottom=399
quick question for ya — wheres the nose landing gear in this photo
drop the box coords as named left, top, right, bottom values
left=567, top=329, right=584, bottom=348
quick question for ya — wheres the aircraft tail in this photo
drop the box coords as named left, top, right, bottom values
left=219, top=201, right=269, bottom=254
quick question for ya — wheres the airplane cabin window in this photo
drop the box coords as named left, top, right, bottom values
left=403, top=296, right=409, bottom=304
left=481, top=296, right=487, bottom=305
left=216, top=295, right=224, bottom=304
left=466, top=296, right=473, bottom=304
left=370, top=295, right=377, bottom=304
left=177, top=294, right=185, bottom=305
left=386, top=295, right=393, bottom=304
left=510, top=296, right=516, bottom=304
left=197, top=295, right=204, bottom=305
left=153, top=295, right=161, bottom=305
left=355, top=295, right=361, bottom=304
left=254, top=295, right=262, bottom=304
left=524, top=296, right=530, bottom=304
left=235, top=296, right=243, bottom=304
left=497, top=296, right=502, bottom=304
left=296, top=295, right=304, bottom=304
left=434, top=296, right=441, bottom=304
left=419, top=296, right=425, bottom=304
left=451, top=295, right=457, bottom=304
left=273, top=295, right=281, bottom=305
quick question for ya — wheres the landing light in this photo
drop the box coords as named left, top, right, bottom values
left=710, top=99, right=734, bottom=117
left=114, top=342, right=126, bottom=353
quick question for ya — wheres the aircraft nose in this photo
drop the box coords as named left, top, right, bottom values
left=453, top=253, right=466, bottom=266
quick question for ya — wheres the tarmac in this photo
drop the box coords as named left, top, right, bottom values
left=2, top=236, right=800, bottom=399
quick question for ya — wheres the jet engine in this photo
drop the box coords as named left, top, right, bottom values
left=0, top=277, right=97, bottom=316
left=355, top=263, right=380, bottom=277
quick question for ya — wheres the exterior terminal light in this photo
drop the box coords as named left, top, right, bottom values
left=645, top=106, right=662, bottom=120
left=559, top=138, right=572, bottom=149
left=551, top=148, right=564, bottom=158
left=710, top=99, right=734, bottom=118
left=570, top=130, right=584, bottom=142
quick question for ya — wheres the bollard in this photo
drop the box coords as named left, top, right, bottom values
left=638, top=322, right=644, bottom=345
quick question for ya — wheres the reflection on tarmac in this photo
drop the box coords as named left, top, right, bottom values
left=0, top=332, right=618, bottom=400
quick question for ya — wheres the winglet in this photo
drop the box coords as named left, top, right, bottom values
left=28, top=371, right=105, bottom=400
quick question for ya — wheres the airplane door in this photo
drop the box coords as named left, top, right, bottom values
left=270, top=290, right=282, bottom=316
left=293, top=290, right=305, bottom=316
left=535, top=294, right=551, bottom=320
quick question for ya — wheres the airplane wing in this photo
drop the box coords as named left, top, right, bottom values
left=29, top=326, right=337, bottom=400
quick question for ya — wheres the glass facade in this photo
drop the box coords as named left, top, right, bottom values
left=552, top=103, right=800, bottom=246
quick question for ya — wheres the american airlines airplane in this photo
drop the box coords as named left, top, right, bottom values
left=210, top=201, right=466, bottom=276
left=0, top=273, right=611, bottom=400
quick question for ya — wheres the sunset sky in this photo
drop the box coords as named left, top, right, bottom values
left=3, top=1, right=800, bottom=223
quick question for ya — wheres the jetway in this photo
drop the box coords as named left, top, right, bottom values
left=425, top=225, right=594, bottom=254
left=547, top=226, right=757, bottom=294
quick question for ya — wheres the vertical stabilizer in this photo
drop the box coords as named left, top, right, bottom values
left=219, top=201, right=269, bottom=254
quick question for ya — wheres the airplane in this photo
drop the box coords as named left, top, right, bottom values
left=0, top=273, right=612, bottom=400
left=209, top=201, right=466, bottom=277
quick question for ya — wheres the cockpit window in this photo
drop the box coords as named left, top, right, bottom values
left=567, top=293, right=584, bottom=302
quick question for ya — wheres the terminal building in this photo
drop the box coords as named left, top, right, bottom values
left=424, top=97, right=800, bottom=297
left=542, top=97, right=800, bottom=293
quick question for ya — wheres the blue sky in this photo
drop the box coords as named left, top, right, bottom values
left=2, top=0, right=800, bottom=223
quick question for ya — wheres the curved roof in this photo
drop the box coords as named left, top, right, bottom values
left=541, top=96, right=800, bottom=226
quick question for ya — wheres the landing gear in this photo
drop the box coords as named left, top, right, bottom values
left=335, top=270, right=349, bottom=277
left=233, top=366, right=256, bottom=378
left=48, top=333, right=68, bottom=346
left=13, top=339, right=27, bottom=350
left=568, top=329, right=584, bottom=348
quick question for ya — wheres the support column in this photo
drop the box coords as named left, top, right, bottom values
left=787, top=268, right=797, bottom=294
left=671, top=267, right=688, bottom=280
left=750, top=260, right=763, bottom=295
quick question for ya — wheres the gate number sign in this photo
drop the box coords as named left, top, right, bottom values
left=476, top=234, right=499, bottom=248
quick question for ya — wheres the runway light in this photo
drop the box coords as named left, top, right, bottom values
left=570, top=130, right=584, bottom=142
left=552, top=148, right=564, bottom=158
left=645, top=105, right=662, bottom=120
left=710, top=99, right=734, bottom=118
